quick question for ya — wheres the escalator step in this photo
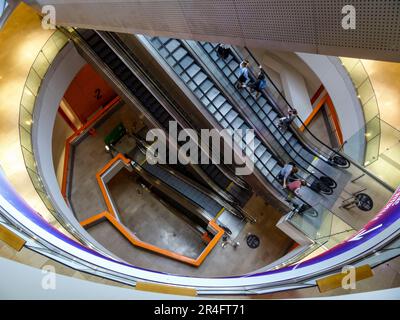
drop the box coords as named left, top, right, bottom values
left=78, top=29, right=95, bottom=40
left=93, top=42, right=108, bottom=54
left=158, top=112, right=171, bottom=125
left=108, top=58, right=121, bottom=70
left=113, top=65, right=127, bottom=75
left=86, top=36, right=102, bottom=48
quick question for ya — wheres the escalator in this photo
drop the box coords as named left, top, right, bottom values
left=193, top=41, right=339, bottom=190
left=68, top=28, right=253, bottom=217
left=141, top=36, right=338, bottom=195
left=138, top=35, right=331, bottom=210
left=195, top=41, right=346, bottom=177
left=108, top=138, right=245, bottom=237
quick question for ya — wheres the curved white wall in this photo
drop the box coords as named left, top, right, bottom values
left=297, top=53, right=366, bottom=162
left=253, top=49, right=314, bottom=121
left=32, top=42, right=120, bottom=259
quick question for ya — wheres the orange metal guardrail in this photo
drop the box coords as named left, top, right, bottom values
left=80, top=153, right=224, bottom=267
left=61, top=96, right=121, bottom=198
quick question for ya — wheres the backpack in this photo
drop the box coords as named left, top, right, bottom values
left=258, top=79, right=267, bottom=90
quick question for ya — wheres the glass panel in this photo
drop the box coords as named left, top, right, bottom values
left=52, top=31, right=68, bottom=49
left=19, top=106, right=33, bottom=133
left=16, top=30, right=82, bottom=241
left=19, top=126, right=32, bottom=152
left=358, top=79, right=375, bottom=105
left=288, top=204, right=355, bottom=253
left=31, top=51, right=50, bottom=78
left=21, top=146, right=37, bottom=172
left=349, top=61, right=368, bottom=88
left=289, top=205, right=333, bottom=241
left=25, top=68, right=41, bottom=96
left=344, top=127, right=366, bottom=164
left=340, top=57, right=358, bottom=71
left=20, top=86, right=36, bottom=113
left=37, top=190, right=55, bottom=211
left=364, top=135, right=380, bottom=166
left=363, top=96, right=379, bottom=122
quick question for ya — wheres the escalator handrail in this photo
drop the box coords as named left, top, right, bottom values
left=240, top=46, right=395, bottom=193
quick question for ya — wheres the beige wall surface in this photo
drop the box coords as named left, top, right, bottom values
left=0, top=3, right=55, bottom=222
left=52, top=112, right=73, bottom=186
left=362, top=60, right=400, bottom=130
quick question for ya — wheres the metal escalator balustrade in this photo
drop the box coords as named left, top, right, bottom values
left=114, top=128, right=251, bottom=222
left=103, top=31, right=253, bottom=197
left=143, top=36, right=317, bottom=210
left=77, top=30, right=174, bottom=129
left=193, top=41, right=338, bottom=194
left=240, top=46, right=351, bottom=169
left=140, top=162, right=223, bottom=219
left=237, top=46, right=396, bottom=193
left=72, top=29, right=252, bottom=209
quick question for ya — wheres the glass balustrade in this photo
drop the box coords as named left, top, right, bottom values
left=18, top=30, right=78, bottom=238
left=232, top=48, right=399, bottom=189
left=288, top=204, right=356, bottom=252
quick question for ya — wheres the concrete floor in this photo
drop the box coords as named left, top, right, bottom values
left=87, top=193, right=294, bottom=277
left=107, top=170, right=206, bottom=259
left=69, top=103, right=145, bottom=221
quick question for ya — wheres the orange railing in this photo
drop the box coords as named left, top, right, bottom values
left=80, top=153, right=224, bottom=267
left=61, top=96, right=121, bottom=199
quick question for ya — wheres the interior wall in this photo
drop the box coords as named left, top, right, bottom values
left=32, top=42, right=119, bottom=258
left=251, top=47, right=314, bottom=121
left=64, top=64, right=117, bottom=123
left=52, top=111, right=73, bottom=187
left=264, top=50, right=322, bottom=98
